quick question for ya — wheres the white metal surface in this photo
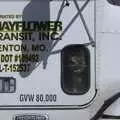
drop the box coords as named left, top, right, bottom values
left=0, top=0, right=96, bottom=108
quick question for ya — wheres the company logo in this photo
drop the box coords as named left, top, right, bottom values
left=14, top=114, right=49, bottom=120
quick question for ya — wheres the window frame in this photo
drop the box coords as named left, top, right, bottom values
left=61, top=44, right=91, bottom=95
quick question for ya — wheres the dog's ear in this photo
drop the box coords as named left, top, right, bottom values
left=107, top=0, right=120, bottom=6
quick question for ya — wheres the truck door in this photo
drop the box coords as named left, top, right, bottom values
left=0, top=0, right=97, bottom=109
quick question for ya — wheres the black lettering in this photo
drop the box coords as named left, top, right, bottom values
left=20, top=94, right=34, bottom=102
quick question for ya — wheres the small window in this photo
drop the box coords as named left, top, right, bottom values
left=61, top=45, right=90, bottom=95
left=107, top=0, right=120, bottom=6
left=0, top=77, right=16, bottom=93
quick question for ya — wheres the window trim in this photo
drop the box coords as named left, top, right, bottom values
left=61, top=44, right=91, bottom=95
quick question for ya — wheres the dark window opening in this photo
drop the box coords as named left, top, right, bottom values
left=61, top=45, right=90, bottom=95
left=107, top=0, right=120, bottom=6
